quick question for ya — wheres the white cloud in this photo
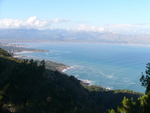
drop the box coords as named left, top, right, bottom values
left=77, top=23, right=150, bottom=34
left=52, top=18, right=70, bottom=23
left=103, top=24, right=150, bottom=34
left=0, top=16, right=69, bottom=30
left=0, top=19, right=24, bottom=29
left=78, top=24, right=105, bottom=32
left=26, top=16, right=50, bottom=29
left=1, top=17, right=150, bottom=34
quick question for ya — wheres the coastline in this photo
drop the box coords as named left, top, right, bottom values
left=13, top=48, right=93, bottom=86
left=1, top=42, right=145, bottom=92
left=13, top=52, right=70, bottom=72
left=0, top=43, right=69, bottom=72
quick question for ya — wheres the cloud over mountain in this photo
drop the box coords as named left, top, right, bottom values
left=75, top=23, right=150, bottom=34
left=78, top=24, right=105, bottom=32
left=1, top=17, right=150, bottom=34
left=0, top=17, right=69, bottom=30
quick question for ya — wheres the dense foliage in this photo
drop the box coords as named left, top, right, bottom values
left=113, top=92, right=150, bottom=113
left=140, top=63, right=150, bottom=94
left=0, top=48, right=12, bottom=57
left=0, top=48, right=145, bottom=113
left=0, top=48, right=99, bottom=113
left=84, top=85, right=142, bottom=112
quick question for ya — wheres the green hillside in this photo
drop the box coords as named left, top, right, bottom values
left=0, top=48, right=12, bottom=57
left=0, top=48, right=143, bottom=113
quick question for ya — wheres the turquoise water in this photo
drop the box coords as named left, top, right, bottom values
left=16, top=42, right=150, bottom=93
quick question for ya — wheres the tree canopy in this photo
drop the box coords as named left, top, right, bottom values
left=140, top=63, right=150, bottom=94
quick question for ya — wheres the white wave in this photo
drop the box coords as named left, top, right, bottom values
left=80, top=79, right=93, bottom=84
left=74, top=75, right=80, bottom=77
left=122, top=78, right=135, bottom=84
left=62, top=65, right=83, bottom=72
left=61, top=66, right=75, bottom=72
left=107, top=75, right=115, bottom=79
left=80, top=79, right=93, bottom=86
left=106, top=87, right=114, bottom=90
left=15, top=51, right=33, bottom=54
left=99, top=71, right=116, bottom=79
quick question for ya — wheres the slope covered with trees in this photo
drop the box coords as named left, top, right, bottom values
left=0, top=48, right=99, bottom=113
left=0, top=48, right=144, bottom=113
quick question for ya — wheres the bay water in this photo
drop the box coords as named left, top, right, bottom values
left=16, top=42, right=150, bottom=93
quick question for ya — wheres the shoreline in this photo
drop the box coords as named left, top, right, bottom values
left=16, top=53, right=72, bottom=73
left=10, top=41, right=150, bottom=47
left=0, top=43, right=69, bottom=72
left=0, top=42, right=145, bottom=93
left=13, top=52, right=70, bottom=72
left=14, top=50, right=94, bottom=86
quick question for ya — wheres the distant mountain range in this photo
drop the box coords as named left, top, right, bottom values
left=1, top=29, right=150, bottom=45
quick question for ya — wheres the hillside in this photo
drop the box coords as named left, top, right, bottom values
left=0, top=48, right=142, bottom=113
left=0, top=43, right=68, bottom=71
left=0, top=48, right=102, bottom=113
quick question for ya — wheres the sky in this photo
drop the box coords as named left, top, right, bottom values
left=0, top=0, right=150, bottom=33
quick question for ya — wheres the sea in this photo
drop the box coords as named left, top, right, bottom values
left=15, top=42, right=150, bottom=93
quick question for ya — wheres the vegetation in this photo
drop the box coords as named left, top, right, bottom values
left=140, top=63, right=150, bottom=94
left=113, top=92, right=150, bottom=113
left=44, top=60, right=69, bottom=71
left=84, top=85, right=142, bottom=112
left=0, top=48, right=12, bottom=57
left=0, top=48, right=99, bottom=113
left=0, top=48, right=148, bottom=113
left=109, top=63, right=150, bottom=113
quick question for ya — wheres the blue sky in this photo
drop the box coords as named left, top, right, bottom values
left=0, top=0, right=150, bottom=33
